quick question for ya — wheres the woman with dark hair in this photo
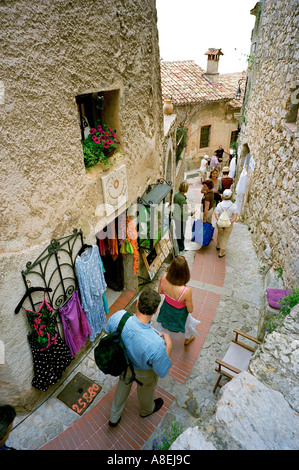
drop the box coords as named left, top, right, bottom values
left=201, top=179, right=215, bottom=224
left=156, top=256, right=200, bottom=346
left=0, top=404, right=16, bottom=450
left=209, top=168, right=222, bottom=207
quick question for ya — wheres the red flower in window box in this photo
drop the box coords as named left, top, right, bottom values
left=82, top=121, right=121, bottom=168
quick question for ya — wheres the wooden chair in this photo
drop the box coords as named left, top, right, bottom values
left=213, top=329, right=261, bottom=393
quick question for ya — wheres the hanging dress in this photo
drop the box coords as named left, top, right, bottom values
left=25, top=296, right=72, bottom=391
left=75, top=245, right=107, bottom=341
left=236, top=168, right=248, bottom=215
left=28, top=333, right=73, bottom=392
left=156, top=275, right=200, bottom=338
left=59, top=290, right=92, bottom=356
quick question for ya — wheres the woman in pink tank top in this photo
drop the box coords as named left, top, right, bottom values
left=156, top=256, right=200, bottom=346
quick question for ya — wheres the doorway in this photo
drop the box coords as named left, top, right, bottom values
left=96, top=215, right=124, bottom=292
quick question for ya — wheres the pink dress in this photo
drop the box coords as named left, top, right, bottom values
left=59, top=290, right=92, bottom=356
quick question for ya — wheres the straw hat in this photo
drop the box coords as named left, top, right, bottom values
left=222, top=166, right=230, bottom=172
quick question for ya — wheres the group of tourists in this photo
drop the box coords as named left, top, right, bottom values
left=0, top=145, right=238, bottom=446
left=107, top=253, right=199, bottom=428
left=107, top=147, right=238, bottom=428
left=174, top=145, right=237, bottom=259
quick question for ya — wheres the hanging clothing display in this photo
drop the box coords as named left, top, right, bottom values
left=75, top=245, right=107, bottom=341
left=28, top=332, right=72, bottom=391
left=25, top=296, right=58, bottom=351
left=25, top=295, right=72, bottom=391
left=97, top=221, right=119, bottom=260
left=126, top=216, right=139, bottom=275
left=99, top=256, right=109, bottom=314
left=107, top=221, right=119, bottom=260
left=236, top=168, right=248, bottom=215
left=229, top=156, right=236, bottom=178
left=102, top=292, right=109, bottom=314
left=59, top=290, right=92, bottom=356
left=98, top=237, right=107, bottom=256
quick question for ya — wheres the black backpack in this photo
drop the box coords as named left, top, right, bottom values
left=94, top=311, right=143, bottom=386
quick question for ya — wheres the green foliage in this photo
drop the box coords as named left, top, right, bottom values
left=152, top=420, right=184, bottom=451
left=247, top=54, right=255, bottom=67
left=176, top=125, right=188, bottom=160
left=257, top=2, right=262, bottom=26
left=82, top=121, right=120, bottom=168
left=265, top=287, right=299, bottom=334
left=277, top=267, right=283, bottom=278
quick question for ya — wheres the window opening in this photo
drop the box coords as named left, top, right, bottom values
left=285, top=82, right=299, bottom=132
left=76, top=89, right=121, bottom=169
left=76, top=93, right=104, bottom=142
left=200, top=125, right=211, bottom=148
left=230, top=130, right=239, bottom=147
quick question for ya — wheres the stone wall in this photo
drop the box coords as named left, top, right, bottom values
left=0, top=0, right=163, bottom=250
left=235, top=0, right=299, bottom=286
left=171, top=305, right=299, bottom=450
left=0, top=0, right=164, bottom=408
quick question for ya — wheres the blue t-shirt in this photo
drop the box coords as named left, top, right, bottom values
left=105, top=310, right=171, bottom=378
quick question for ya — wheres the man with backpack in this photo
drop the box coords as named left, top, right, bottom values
left=105, top=288, right=172, bottom=427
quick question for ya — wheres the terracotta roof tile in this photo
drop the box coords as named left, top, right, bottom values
left=161, top=60, right=246, bottom=106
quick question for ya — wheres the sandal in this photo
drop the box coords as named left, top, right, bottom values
left=218, top=253, right=225, bottom=258
left=184, top=335, right=195, bottom=346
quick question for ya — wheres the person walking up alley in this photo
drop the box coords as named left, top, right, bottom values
left=214, top=189, right=238, bottom=258
left=105, top=288, right=172, bottom=427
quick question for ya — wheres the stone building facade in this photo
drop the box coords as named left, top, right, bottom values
left=160, top=54, right=245, bottom=171
left=235, top=0, right=299, bottom=286
left=0, top=0, right=172, bottom=409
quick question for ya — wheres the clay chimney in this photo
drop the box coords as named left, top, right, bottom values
left=204, top=48, right=223, bottom=84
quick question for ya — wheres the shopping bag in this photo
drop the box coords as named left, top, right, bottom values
left=191, top=219, right=203, bottom=244
left=191, top=220, right=214, bottom=246
left=202, top=222, right=214, bottom=246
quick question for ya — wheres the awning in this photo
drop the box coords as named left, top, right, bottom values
left=138, top=181, right=173, bottom=207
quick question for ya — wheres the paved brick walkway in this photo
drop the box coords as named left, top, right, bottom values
left=40, top=225, right=225, bottom=450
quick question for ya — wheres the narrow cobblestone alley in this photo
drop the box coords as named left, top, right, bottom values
left=2, top=0, right=298, bottom=455
left=6, top=174, right=264, bottom=451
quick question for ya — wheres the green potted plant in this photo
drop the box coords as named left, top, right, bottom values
left=82, top=121, right=121, bottom=169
